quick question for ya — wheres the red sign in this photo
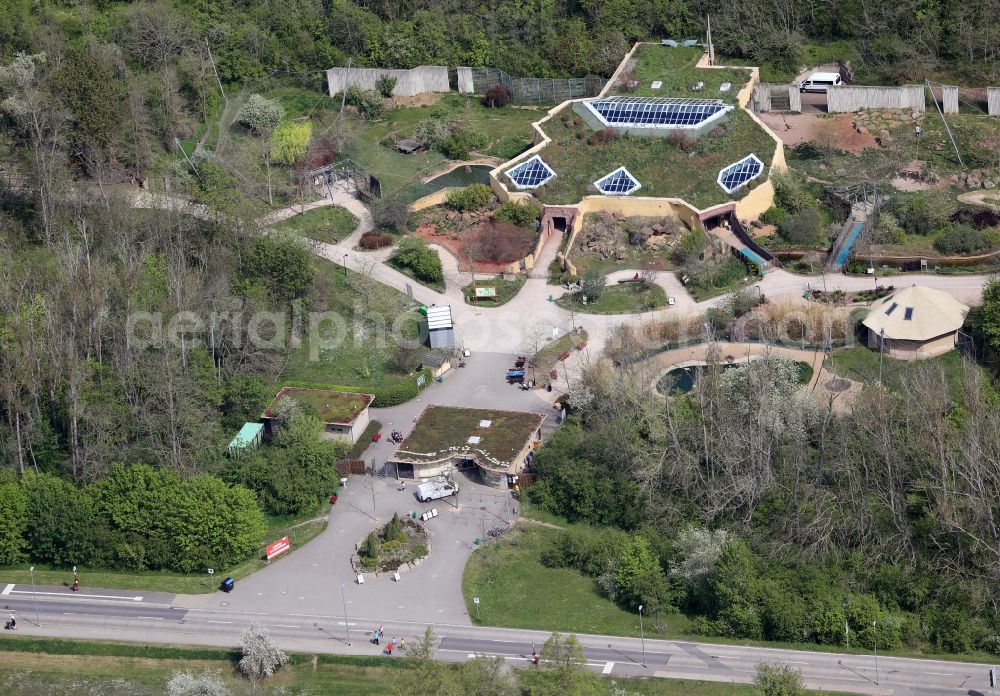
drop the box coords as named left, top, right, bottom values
left=265, top=536, right=291, bottom=561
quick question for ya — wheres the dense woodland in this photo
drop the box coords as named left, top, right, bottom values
left=528, top=336, right=1000, bottom=655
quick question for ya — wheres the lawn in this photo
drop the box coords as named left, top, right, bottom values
left=557, top=281, right=667, bottom=314
left=0, top=506, right=330, bottom=595
left=463, top=523, right=689, bottom=638
left=276, top=206, right=359, bottom=243
left=462, top=276, right=526, bottom=306
left=280, top=257, right=423, bottom=390
left=528, top=107, right=776, bottom=208
left=825, top=345, right=993, bottom=400
left=629, top=45, right=752, bottom=101
left=343, top=94, right=545, bottom=197
left=265, top=387, right=372, bottom=423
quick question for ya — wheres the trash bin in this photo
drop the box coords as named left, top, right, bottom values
left=221, top=577, right=234, bottom=593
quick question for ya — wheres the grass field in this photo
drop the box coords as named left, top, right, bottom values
left=556, top=281, right=667, bottom=314
left=630, top=45, right=751, bottom=101
left=0, top=506, right=329, bottom=594
left=276, top=206, right=359, bottom=243
left=280, top=257, right=423, bottom=389
left=343, top=94, right=545, bottom=197
left=463, top=523, right=689, bottom=638
left=528, top=107, right=775, bottom=208
left=825, top=345, right=994, bottom=401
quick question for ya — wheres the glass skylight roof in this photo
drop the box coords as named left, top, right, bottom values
left=717, top=154, right=764, bottom=193
left=505, top=155, right=555, bottom=190
left=594, top=167, right=641, bottom=195
left=583, top=97, right=730, bottom=129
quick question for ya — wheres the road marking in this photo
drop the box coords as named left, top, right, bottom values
left=782, top=661, right=808, bottom=665
left=273, top=624, right=300, bottom=628
left=62, top=612, right=103, bottom=617
left=336, top=622, right=357, bottom=626
left=927, top=672, right=953, bottom=676
left=136, top=616, right=164, bottom=620
left=602, top=661, right=614, bottom=674
left=206, top=620, right=232, bottom=624
left=12, top=590, right=142, bottom=602
left=1, top=584, right=13, bottom=596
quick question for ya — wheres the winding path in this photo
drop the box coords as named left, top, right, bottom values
left=134, top=187, right=994, bottom=358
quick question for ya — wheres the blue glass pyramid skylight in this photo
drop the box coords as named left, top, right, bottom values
left=717, top=154, right=764, bottom=193
left=505, top=155, right=556, bottom=190
left=582, top=97, right=730, bottom=129
left=594, top=167, right=641, bottom=195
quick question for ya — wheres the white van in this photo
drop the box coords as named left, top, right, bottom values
left=416, top=480, right=459, bottom=502
left=799, top=72, right=843, bottom=93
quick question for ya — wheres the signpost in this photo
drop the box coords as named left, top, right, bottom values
left=472, top=286, right=497, bottom=303
left=265, top=536, right=291, bottom=561
left=473, top=596, right=480, bottom=620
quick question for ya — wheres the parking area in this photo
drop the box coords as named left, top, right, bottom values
left=177, top=350, right=551, bottom=625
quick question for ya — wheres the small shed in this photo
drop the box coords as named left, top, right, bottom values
left=394, top=137, right=423, bottom=154
left=228, top=422, right=264, bottom=456
left=425, top=305, right=455, bottom=349
left=421, top=349, right=453, bottom=378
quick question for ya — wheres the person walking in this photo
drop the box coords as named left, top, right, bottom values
left=7, top=615, right=15, bottom=630
left=372, top=628, right=379, bottom=645
left=386, top=642, right=393, bottom=656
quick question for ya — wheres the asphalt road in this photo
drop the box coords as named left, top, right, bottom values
left=2, top=584, right=997, bottom=695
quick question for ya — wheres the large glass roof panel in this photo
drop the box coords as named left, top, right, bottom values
left=717, top=154, right=764, bottom=193
left=505, top=155, right=556, bottom=190
left=594, top=167, right=641, bottom=195
left=584, top=96, right=729, bottom=128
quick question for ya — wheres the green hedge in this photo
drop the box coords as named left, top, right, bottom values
left=348, top=420, right=382, bottom=458
left=281, top=369, right=431, bottom=408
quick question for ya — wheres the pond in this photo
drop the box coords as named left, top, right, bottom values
left=398, top=164, right=494, bottom=203
left=657, top=361, right=813, bottom=395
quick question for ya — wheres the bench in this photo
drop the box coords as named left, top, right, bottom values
left=576, top=341, right=587, bottom=350
left=558, top=351, right=571, bottom=362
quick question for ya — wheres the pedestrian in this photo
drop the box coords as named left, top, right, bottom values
left=71, top=578, right=79, bottom=592
left=386, top=642, right=393, bottom=655
left=8, top=615, right=14, bottom=630
left=372, top=628, right=379, bottom=645
left=398, top=638, right=406, bottom=651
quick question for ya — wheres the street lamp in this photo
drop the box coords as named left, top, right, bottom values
left=341, top=583, right=351, bottom=646
left=873, top=619, right=879, bottom=685
left=638, top=604, right=646, bottom=668
left=343, top=253, right=349, bottom=275
left=878, top=328, right=886, bottom=384
left=28, top=566, right=39, bottom=626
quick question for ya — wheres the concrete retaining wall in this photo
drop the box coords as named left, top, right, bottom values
left=942, top=86, right=959, bottom=115
left=827, top=85, right=925, bottom=113
left=456, top=67, right=474, bottom=95
left=989, top=88, right=1000, bottom=116
left=326, top=66, right=450, bottom=97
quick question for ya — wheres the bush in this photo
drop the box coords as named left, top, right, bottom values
left=753, top=663, right=805, bottom=696
left=761, top=206, right=787, bottom=227
left=933, top=225, right=992, bottom=254
left=237, top=94, right=285, bottom=135
left=950, top=206, right=1000, bottom=229
left=778, top=207, right=823, bottom=246
left=596, top=127, right=617, bottom=143
left=771, top=170, right=813, bottom=213
left=446, top=183, right=493, bottom=211
left=493, top=201, right=539, bottom=228
left=345, top=85, right=385, bottom=119
left=360, top=231, right=393, bottom=249
left=441, top=128, right=485, bottom=159
left=371, top=196, right=409, bottom=232
left=374, top=74, right=397, bottom=98
left=415, top=118, right=450, bottom=150
left=483, top=84, right=510, bottom=108
left=392, top=236, right=443, bottom=284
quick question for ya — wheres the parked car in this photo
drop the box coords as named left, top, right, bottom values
left=416, top=480, right=459, bottom=502
left=799, top=72, right=843, bottom=92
